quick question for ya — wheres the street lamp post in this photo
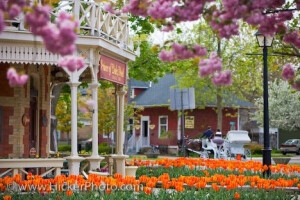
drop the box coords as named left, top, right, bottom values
left=255, top=31, right=274, bottom=177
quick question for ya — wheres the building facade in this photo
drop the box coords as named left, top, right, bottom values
left=126, top=74, right=254, bottom=154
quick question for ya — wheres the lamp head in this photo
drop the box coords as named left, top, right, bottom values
left=255, top=31, right=274, bottom=47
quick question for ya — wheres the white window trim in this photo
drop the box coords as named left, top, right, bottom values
left=158, top=115, right=168, bottom=137
left=127, top=118, right=134, bottom=133
left=130, top=88, right=135, bottom=98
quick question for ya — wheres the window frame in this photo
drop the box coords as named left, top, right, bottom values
left=158, top=115, right=168, bottom=137
left=130, top=88, right=135, bottom=99
left=127, top=118, right=134, bottom=135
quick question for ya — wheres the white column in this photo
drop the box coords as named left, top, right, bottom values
left=112, top=85, right=128, bottom=177
left=116, top=85, right=126, bottom=155
left=90, top=83, right=99, bottom=157
left=86, top=82, right=104, bottom=170
left=69, top=82, right=80, bottom=157
left=65, top=82, right=84, bottom=175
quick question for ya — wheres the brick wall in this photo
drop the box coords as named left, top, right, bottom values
left=184, top=107, right=238, bottom=138
left=135, top=106, right=238, bottom=146
left=136, top=107, right=178, bottom=146
left=0, top=106, right=14, bottom=157
left=0, top=64, right=51, bottom=158
left=0, top=64, right=14, bottom=97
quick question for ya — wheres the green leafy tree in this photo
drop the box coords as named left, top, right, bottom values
left=56, top=90, right=84, bottom=144
left=168, top=21, right=268, bottom=130
left=56, top=93, right=72, bottom=144
left=98, top=82, right=142, bottom=136
left=129, top=40, right=170, bottom=82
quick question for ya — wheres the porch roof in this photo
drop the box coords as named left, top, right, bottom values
left=128, top=74, right=255, bottom=109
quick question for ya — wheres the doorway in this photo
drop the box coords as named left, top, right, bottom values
left=29, top=76, right=39, bottom=152
left=141, top=116, right=150, bottom=147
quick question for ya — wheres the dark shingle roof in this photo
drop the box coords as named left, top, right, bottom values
left=129, top=74, right=254, bottom=108
left=128, top=79, right=150, bottom=88
left=129, top=74, right=176, bottom=106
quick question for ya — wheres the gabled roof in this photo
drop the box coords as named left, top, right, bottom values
left=129, top=74, right=176, bottom=106
left=128, top=74, right=254, bottom=108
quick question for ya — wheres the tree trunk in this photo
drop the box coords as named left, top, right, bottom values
left=50, top=83, right=64, bottom=152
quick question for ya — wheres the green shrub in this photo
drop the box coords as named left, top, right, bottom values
left=244, top=143, right=263, bottom=155
left=98, top=142, right=115, bottom=155
left=58, top=144, right=71, bottom=152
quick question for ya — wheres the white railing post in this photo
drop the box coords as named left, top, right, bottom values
left=90, top=4, right=96, bottom=35
left=73, top=0, right=80, bottom=23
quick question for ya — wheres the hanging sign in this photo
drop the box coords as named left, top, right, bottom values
left=98, top=54, right=127, bottom=85
left=185, top=116, right=194, bottom=129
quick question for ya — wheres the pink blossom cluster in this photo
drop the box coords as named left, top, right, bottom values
left=103, top=3, right=121, bottom=15
left=6, top=68, right=28, bottom=87
left=121, top=0, right=150, bottom=17
left=198, top=52, right=232, bottom=86
left=148, top=0, right=175, bottom=20
left=25, top=5, right=51, bottom=35
left=211, top=70, right=232, bottom=86
left=118, top=0, right=209, bottom=31
left=58, top=55, right=85, bottom=72
left=209, top=0, right=290, bottom=38
left=283, top=31, right=300, bottom=49
left=0, top=0, right=28, bottom=34
left=282, top=63, right=295, bottom=81
left=26, top=7, right=78, bottom=56
left=281, top=63, right=300, bottom=91
left=199, top=52, right=222, bottom=77
left=159, top=43, right=207, bottom=62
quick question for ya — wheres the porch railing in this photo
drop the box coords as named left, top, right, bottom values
left=4, top=0, right=133, bottom=51
left=0, top=158, right=65, bottom=178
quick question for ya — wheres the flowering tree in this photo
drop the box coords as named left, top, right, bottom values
left=252, top=79, right=300, bottom=130
left=2, top=0, right=300, bottom=90
left=105, top=0, right=300, bottom=90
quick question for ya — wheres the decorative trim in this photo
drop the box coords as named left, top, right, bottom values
left=0, top=43, right=91, bottom=66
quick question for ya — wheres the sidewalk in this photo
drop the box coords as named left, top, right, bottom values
left=251, top=156, right=300, bottom=164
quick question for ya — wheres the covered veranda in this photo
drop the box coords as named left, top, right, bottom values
left=0, top=0, right=136, bottom=177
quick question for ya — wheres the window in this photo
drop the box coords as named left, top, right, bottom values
left=130, top=89, right=135, bottom=99
left=0, top=106, right=2, bottom=143
left=159, top=116, right=168, bottom=137
left=127, top=118, right=134, bottom=135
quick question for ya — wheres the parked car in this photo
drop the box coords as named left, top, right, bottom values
left=280, top=139, right=300, bottom=155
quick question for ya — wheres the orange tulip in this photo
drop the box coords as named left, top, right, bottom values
left=143, top=186, right=151, bottom=195
left=234, top=192, right=240, bottom=199
left=3, top=195, right=12, bottom=200
left=66, top=189, right=73, bottom=196
left=106, top=188, right=112, bottom=194
left=212, top=183, right=220, bottom=192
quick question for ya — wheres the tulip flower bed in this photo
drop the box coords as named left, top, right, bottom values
left=0, top=158, right=299, bottom=199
